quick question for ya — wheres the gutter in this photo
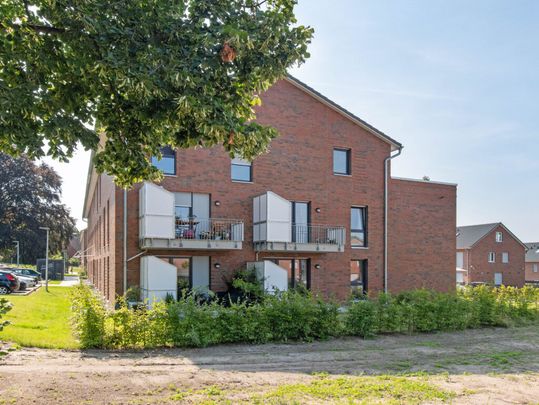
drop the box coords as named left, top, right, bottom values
left=383, top=147, right=403, bottom=294
left=123, top=189, right=127, bottom=294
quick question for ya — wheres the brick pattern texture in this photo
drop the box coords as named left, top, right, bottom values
left=84, top=79, right=457, bottom=301
left=461, top=225, right=526, bottom=287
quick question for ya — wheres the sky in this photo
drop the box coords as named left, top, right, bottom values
left=43, top=0, right=539, bottom=241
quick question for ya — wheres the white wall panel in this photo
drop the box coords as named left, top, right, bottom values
left=140, top=256, right=177, bottom=303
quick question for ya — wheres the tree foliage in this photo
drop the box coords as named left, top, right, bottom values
left=0, top=153, right=77, bottom=264
left=0, top=0, right=313, bottom=187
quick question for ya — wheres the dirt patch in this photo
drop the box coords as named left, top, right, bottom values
left=1, top=326, right=538, bottom=404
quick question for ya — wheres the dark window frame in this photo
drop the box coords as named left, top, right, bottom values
left=333, top=148, right=351, bottom=175
left=270, top=258, right=311, bottom=290
left=350, top=259, right=368, bottom=294
left=151, top=146, right=176, bottom=175
left=351, top=206, right=368, bottom=248
left=231, top=159, right=253, bottom=182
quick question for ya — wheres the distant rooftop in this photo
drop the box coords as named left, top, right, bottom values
left=526, top=242, right=539, bottom=262
left=456, top=223, right=500, bottom=249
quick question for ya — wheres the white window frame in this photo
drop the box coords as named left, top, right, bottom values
left=488, top=252, right=496, bottom=263
left=533, top=264, right=538, bottom=273
left=231, top=157, right=252, bottom=183
left=502, top=252, right=509, bottom=264
left=494, top=272, right=503, bottom=286
left=495, top=231, right=503, bottom=243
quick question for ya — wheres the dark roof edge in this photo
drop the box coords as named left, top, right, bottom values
left=284, top=75, right=403, bottom=151
left=458, top=222, right=528, bottom=250
left=82, top=150, right=96, bottom=221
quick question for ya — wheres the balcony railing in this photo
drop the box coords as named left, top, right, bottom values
left=291, top=224, right=345, bottom=246
left=254, top=223, right=346, bottom=253
left=175, top=218, right=244, bottom=241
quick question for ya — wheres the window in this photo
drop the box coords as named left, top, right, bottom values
left=272, top=259, right=310, bottom=289
left=231, top=157, right=252, bottom=182
left=333, top=148, right=351, bottom=175
left=456, top=272, right=464, bottom=284
left=494, top=272, right=503, bottom=286
left=151, top=146, right=176, bottom=175
left=351, top=207, right=367, bottom=247
left=502, top=252, right=509, bottom=263
left=456, top=252, right=464, bottom=269
left=292, top=202, right=310, bottom=243
left=488, top=252, right=496, bottom=263
left=496, top=231, right=503, bottom=242
left=533, top=264, right=538, bottom=273
left=351, top=260, right=368, bottom=294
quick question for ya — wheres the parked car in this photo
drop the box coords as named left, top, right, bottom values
left=9, top=268, right=41, bottom=281
left=7, top=269, right=39, bottom=286
left=14, top=274, right=37, bottom=288
left=0, top=271, right=20, bottom=294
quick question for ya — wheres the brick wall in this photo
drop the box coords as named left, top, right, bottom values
left=388, top=178, right=457, bottom=292
left=85, top=78, right=458, bottom=302
left=525, top=262, right=539, bottom=282
left=84, top=173, right=117, bottom=303
left=467, top=225, right=525, bottom=287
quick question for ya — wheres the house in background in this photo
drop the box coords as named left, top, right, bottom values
left=525, top=243, right=539, bottom=284
left=81, top=75, right=456, bottom=304
left=456, top=223, right=526, bottom=287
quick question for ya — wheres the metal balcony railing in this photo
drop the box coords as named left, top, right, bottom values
left=175, top=218, right=244, bottom=242
left=291, top=223, right=346, bottom=245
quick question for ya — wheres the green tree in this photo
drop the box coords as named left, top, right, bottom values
left=0, top=153, right=77, bottom=264
left=0, top=0, right=313, bottom=187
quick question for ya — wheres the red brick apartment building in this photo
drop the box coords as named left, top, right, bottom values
left=525, top=243, right=539, bottom=284
left=456, top=223, right=526, bottom=287
left=81, top=76, right=457, bottom=303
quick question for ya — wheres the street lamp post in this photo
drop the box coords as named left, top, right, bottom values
left=13, top=241, right=19, bottom=266
left=39, top=227, right=50, bottom=292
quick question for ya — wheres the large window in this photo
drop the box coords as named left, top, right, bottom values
left=350, top=259, right=368, bottom=295
left=231, top=157, right=252, bottom=182
left=151, top=146, right=176, bottom=175
left=488, top=252, right=496, bottom=263
left=272, top=259, right=310, bottom=290
left=333, top=148, right=351, bottom=175
left=502, top=252, right=509, bottom=263
left=351, top=207, right=367, bottom=247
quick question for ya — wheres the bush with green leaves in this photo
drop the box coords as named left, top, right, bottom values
left=0, top=298, right=12, bottom=332
left=69, top=284, right=539, bottom=349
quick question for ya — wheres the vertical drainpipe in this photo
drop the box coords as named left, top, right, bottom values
left=123, top=189, right=127, bottom=294
left=384, top=147, right=403, bottom=294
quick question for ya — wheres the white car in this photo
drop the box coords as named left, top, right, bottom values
left=15, top=274, right=38, bottom=288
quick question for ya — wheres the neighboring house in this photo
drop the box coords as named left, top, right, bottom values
left=456, top=223, right=526, bottom=287
left=81, top=76, right=456, bottom=303
left=525, top=242, right=539, bottom=284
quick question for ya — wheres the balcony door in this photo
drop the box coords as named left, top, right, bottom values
left=271, top=258, right=310, bottom=289
left=292, top=202, right=310, bottom=243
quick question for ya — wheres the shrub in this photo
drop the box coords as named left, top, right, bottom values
left=70, top=284, right=106, bottom=348
left=69, top=283, right=539, bottom=349
left=0, top=298, right=12, bottom=332
left=345, top=299, right=377, bottom=337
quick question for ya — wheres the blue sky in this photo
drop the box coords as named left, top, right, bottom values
left=45, top=0, right=539, bottom=241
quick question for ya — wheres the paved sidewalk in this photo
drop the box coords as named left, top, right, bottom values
left=52, top=275, right=80, bottom=287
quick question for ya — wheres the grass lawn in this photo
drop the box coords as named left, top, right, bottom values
left=0, top=286, right=78, bottom=349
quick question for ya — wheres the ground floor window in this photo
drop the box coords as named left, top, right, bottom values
left=158, top=256, right=191, bottom=294
left=494, top=272, right=503, bottom=286
left=270, top=259, right=310, bottom=290
left=350, top=259, right=368, bottom=295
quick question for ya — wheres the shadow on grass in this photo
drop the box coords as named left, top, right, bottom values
left=76, top=325, right=539, bottom=377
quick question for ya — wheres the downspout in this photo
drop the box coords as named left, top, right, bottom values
left=384, top=147, right=403, bottom=293
left=123, top=189, right=127, bottom=295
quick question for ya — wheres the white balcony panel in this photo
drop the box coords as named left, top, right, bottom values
left=139, top=182, right=174, bottom=239
left=140, top=256, right=177, bottom=303
left=247, top=260, right=288, bottom=294
left=253, top=191, right=291, bottom=243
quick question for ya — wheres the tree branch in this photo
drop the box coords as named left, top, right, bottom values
left=7, top=22, right=65, bottom=35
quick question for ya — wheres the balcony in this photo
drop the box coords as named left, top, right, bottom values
left=139, top=183, right=244, bottom=250
left=253, top=191, right=346, bottom=253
